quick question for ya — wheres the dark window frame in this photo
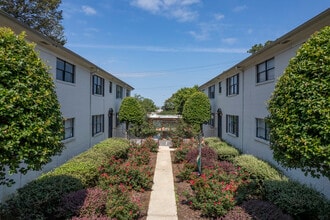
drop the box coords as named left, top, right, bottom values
left=63, top=118, right=74, bottom=140
left=92, top=114, right=104, bottom=136
left=116, top=85, right=123, bottom=99
left=226, top=114, right=239, bottom=137
left=208, top=85, right=215, bottom=99
left=226, top=74, right=239, bottom=96
left=92, top=75, right=104, bottom=96
left=256, top=118, right=270, bottom=141
left=257, top=58, right=275, bottom=83
left=56, top=58, right=75, bottom=83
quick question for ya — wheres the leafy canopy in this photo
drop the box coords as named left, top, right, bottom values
left=0, top=0, right=66, bottom=45
left=0, top=28, right=64, bottom=186
left=134, top=94, right=157, bottom=113
left=267, top=26, right=330, bottom=179
left=119, top=97, right=145, bottom=127
left=164, top=85, right=199, bottom=115
left=182, top=91, right=211, bottom=130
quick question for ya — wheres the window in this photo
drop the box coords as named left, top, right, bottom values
left=92, top=115, right=104, bottom=136
left=126, top=89, right=131, bottom=97
left=116, top=85, right=123, bottom=99
left=226, top=74, right=239, bottom=96
left=208, top=85, right=215, bottom=99
left=63, top=118, right=74, bottom=139
left=208, top=113, right=215, bottom=127
left=56, top=58, right=75, bottom=83
left=219, top=81, right=222, bottom=93
left=92, top=75, right=104, bottom=96
left=109, top=81, right=112, bottom=93
left=256, top=118, right=270, bottom=141
left=257, top=58, right=275, bottom=83
left=116, top=113, right=120, bottom=126
left=226, top=115, right=239, bottom=136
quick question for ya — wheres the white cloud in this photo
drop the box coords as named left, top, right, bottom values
left=130, top=0, right=200, bottom=22
left=233, top=5, right=247, bottom=12
left=214, top=13, right=224, bottom=21
left=222, top=37, right=237, bottom=45
left=82, top=5, right=97, bottom=15
left=188, top=22, right=219, bottom=41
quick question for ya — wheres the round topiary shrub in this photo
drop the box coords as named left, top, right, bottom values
left=268, top=26, right=330, bottom=179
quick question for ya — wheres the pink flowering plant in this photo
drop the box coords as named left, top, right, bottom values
left=183, top=159, right=251, bottom=217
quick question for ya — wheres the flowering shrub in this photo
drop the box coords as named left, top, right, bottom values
left=173, top=143, right=194, bottom=163
left=128, top=145, right=150, bottom=166
left=142, top=137, right=158, bottom=152
left=183, top=161, right=250, bottom=217
left=185, top=146, right=218, bottom=168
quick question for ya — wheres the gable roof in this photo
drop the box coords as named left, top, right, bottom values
left=199, top=8, right=330, bottom=89
left=0, top=10, right=134, bottom=90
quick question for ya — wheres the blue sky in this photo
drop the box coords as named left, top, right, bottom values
left=59, top=1, right=329, bottom=107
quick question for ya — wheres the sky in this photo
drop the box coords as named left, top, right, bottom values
left=59, top=1, right=329, bottom=107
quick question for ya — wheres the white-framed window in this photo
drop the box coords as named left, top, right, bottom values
left=56, top=58, right=75, bottom=83
left=92, top=75, right=104, bottom=96
left=226, top=114, right=239, bottom=136
left=226, top=74, right=239, bottom=96
left=92, top=114, right=104, bottom=136
left=256, top=118, right=270, bottom=141
left=257, top=58, right=275, bottom=83
left=116, top=85, right=123, bottom=99
left=208, top=85, right=215, bottom=99
left=63, top=118, right=74, bottom=139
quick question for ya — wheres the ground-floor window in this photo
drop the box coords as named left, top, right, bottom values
left=226, top=115, right=239, bottom=137
left=64, top=118, right=74, bottom=139
left=256, top=118, right=270, bottom=141
left=92, top=114, right=104, bottom=136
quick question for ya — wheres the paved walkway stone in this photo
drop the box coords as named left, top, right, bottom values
left=147, top=145, right=178, bottom=220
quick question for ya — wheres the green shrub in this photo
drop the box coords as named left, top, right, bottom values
left=233, top=155, right=285, bottom=181
left=142, top=137, right=158, bottom=152
left=209, top=142, right=240, bottom=161
left=4, top=175, right=83, bottom=220
left=174, top=143, right=194, bottom=163
left=204, top=137, right=221, bottom=146
left=264, top=180, right=330, bottom=219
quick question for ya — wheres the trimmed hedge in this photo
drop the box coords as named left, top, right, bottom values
left=264, top=180, right=330, bottom=219
left=205, top=137, right=240, bottom=161
left=233, top=154, right=286, bottom=181
left=1, top=138, right=130, bottom=220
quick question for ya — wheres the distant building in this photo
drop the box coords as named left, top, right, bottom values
left=200, top=9, right=330, bottom=199
left=0, top=10, right=133, bottom=202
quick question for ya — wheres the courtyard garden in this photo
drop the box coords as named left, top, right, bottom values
left=1, top=136, right=329, bottom=220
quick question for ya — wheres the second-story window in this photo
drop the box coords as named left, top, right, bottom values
left=116, top=85, right=123, bottom=99
left=92, top=75, right=104, bottom=96
left=109, top=81, right=113, bottom=93
left=219, top=81, right=222, bottom=93
left=257, top=58, right=275, bottom=83
left=226, top=74, right=239, bottom=96
left=208, top=85, right=215, bottom=99
left=56, top=58, right=75, bottom=83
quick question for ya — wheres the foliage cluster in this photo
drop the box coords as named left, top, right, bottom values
left=0, top=0, right=66, bottom=45
left=163, top=85, right=199, bottom=114
left=142, top=136, right=159, bottom=153
left=175, top=137, right=329, bottom=218
left=0, top=138, right=152, bottom=219
left=205, top=137, right=240, bottom=161
left=0, top=27, right=64, bottom=186
left=268, top=26, right=330, bottom=179
left=182, top=91, right=211, bottom=132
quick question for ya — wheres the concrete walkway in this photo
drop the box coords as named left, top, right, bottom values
left=147, top=145, right=178, bottom=220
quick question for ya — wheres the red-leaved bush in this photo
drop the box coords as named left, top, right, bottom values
left=185, top=146, right=218, bottom=168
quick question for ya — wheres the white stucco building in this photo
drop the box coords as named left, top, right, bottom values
left=200, top=9, right=330, bottom=198
left=0, top=11, right=133, bottom=202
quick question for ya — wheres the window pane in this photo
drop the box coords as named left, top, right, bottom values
left=267, top=68, right=275, bottom=80
left=257, top=62, right=265, bottom=72
left=258, top=72, right=266, bottom=82
left=267, top=58, right=274, bottom=69
left=65, top=63, right=73, bottom=73
left=65, top=72, right=73, bottom=82
left=56, top=69, right=63, bottom=80
left=57, top=59, right=64, bottom=70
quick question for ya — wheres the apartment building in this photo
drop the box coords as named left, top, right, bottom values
left=0, top=11, right=133, bottom=201
left=200, top=9, right=330, bottom=198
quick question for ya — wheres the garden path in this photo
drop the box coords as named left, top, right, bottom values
left=147, top=144, right=178, bottom=220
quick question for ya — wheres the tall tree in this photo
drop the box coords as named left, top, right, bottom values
left=0, top=28, right=64, bottom=186
left=0, top=0, right=66, bottom=45
left=165, top=85, right=199, bottom=115
left=134, top=94, right=157, bottom=113
left=119, top=97, right=145, bottom=139
left=268, top=26, right=330, bottom=179
left=182, top=91, right=211, bottom=174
